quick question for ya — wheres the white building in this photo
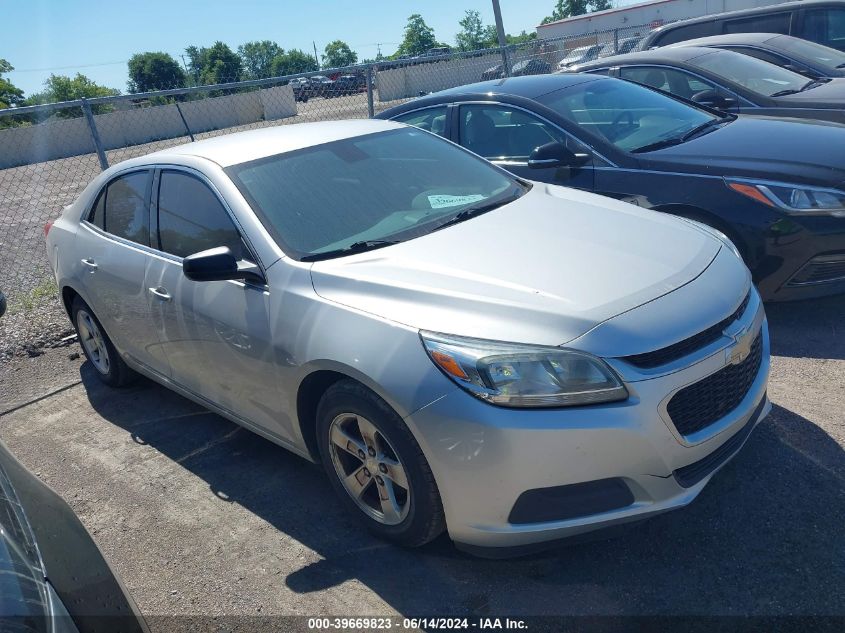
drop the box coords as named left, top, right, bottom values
left=536, top=0, right=792, bottom=39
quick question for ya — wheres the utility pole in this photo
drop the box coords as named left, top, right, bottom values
left=491, top=0, right=510, bottom=76
left=313, top=41, right=320, bottom=69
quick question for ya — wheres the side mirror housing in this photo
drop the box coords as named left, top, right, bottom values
left=182, top=247, right=264, bottom=284
left=692, top=90, right=736, bottom=111
left=528, top=142, right=590, bottom=169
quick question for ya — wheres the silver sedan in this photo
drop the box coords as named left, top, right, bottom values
left=45, top=120, right=770, bottom=555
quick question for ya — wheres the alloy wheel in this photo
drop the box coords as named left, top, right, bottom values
left=328, top=413, right=411, bottom=525
left=76, top=309, right=110, bottom=375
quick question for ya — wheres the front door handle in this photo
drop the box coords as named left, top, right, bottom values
left=81, top=258, right=98, bottom=271
left=148, top=287, right=172, bottom=301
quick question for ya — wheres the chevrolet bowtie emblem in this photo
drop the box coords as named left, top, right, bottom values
left=726, top=323, right=754, bottom=366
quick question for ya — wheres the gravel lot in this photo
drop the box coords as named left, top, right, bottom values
left=0, top=294, right=843, bottom=627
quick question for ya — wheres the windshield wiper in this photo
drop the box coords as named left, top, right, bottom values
left=300, top=239, right=400, bottom=262
left=772, top=79, right=827, bottom=97
left=680, top=116, right=733, bottom=142
left=632, top=117, right=732, bottom=153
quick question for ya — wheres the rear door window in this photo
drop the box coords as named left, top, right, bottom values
left=723, top=12, right=791, bottom=35
left=619, top=66, right=720, bottom=100
left=89, top=171, right=151, bottom=245
left=458, top=104, right=571, bottom=162
left=801, top=8, right=845, bottom=50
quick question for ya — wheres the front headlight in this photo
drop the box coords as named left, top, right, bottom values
left=420, top=331, right=628, bottom=408
left=727, top=179, right=845, bottom=217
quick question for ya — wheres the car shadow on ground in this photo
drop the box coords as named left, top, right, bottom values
left=765, top=293, right=845, bottom=360
left=79, top=363, right=845, bottom=617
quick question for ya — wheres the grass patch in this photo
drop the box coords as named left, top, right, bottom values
left=9, top=280, right=58, bottom=313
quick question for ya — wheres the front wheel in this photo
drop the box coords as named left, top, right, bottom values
left=316, top=380, right=445, bottom=547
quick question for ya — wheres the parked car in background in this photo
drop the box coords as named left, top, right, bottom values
left=638, top=0, right=845, bottom=52
left=289, top=77, right=312, bottom=102
left=379, top=74, right=845, bottom=300
left=0, top=439, right=148, bottom=632
left=46, top=120, right=769, bottom=555
left=557, top=44, right=607, bottom=70
left=332, top=74, right=365, bottom=95
left=616, top=36, right=643, bottom=55
left=309, top=75, right=335, bottom=97
left=667, top=33, right=845, bottom=79
left=482, top=58, right=552, bottom=81
left=571, top=46, right=845, bottom=124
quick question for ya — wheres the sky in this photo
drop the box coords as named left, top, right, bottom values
left=4, top=0, right=638, bottom=97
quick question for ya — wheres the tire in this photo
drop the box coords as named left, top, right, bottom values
left=71, top=296, right=135, bottom=387
left=316, top=379, right=445, bottom=547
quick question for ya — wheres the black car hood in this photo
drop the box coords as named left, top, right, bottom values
left=640, top=115, right=845, bottom=187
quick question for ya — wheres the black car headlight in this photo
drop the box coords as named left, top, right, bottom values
left=727, top=178, right=845, bottom=217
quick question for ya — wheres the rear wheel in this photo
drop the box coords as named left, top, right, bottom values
left=316, top=379, right=445, bottom=547
left=71, top=297, right=135, bottom=387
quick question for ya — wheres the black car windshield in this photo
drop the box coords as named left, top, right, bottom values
left=687, top=49, right=810, bottom=97
left=770, top=35, right=845, bottom=70
left=536, top=78, right=718, bottom=152
left=226, top=128, right=526, bottom=260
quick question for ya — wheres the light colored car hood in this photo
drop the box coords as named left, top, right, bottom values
left=310, top=183, right=721, bottom=347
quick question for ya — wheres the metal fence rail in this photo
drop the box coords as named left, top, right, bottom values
left=0, top=23, right=653, bottom=358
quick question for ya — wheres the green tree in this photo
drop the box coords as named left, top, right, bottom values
left=25, top=73, right=120, bottom=116
left=541, top=0, right=612, bottom=24
left=455, top=10, right=498, bottom=51
left=238, top=40, right=283, bottom=79
left=322, top=40, right=358, bottom=68
left=185, top=42, right=243, bottom=85
left=506, top=30, right=538, bottom=45
left=396, top=14, right=437, bottom=57
left=127, top=52, right=185, bottom=93
left=270, top=49, right=319, bottom=77
left=0, top=59, right=25, bottom=109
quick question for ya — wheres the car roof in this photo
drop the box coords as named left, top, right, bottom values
left=574, top=45, right=722, bottom=69
left=429, top=73, right=602, bottom=99
left=647, top=0, right=840, bottom=35
left=143, top=119, right=405, bottom=168
left=668, top=33, right=785, bottom=47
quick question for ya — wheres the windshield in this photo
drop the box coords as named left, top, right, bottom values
left=771, top=35, right=845, bottom=69
left=226, top=128, right=526, bottom=260
left=536, top=78, right=717, bottom=152
left=687, top=49, right=810, bottom=96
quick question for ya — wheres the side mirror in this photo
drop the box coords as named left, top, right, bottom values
left=182, top=246, right=264, bottom=284
left=692, top=90, right=736, bottom=111
left=528, top=142, right=590, bottom=169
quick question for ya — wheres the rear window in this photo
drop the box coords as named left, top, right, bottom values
left=723, top=12, right=791, bottom=35
left=654, top=22, right=718, bottom=47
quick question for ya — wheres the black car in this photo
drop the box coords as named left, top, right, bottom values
left=572, top=46, right=845, bottom=124
left=0, top=289, right=5, bottom=317
left=481, top=58, right=552, bottom=81
left=0, top=439, right=148, bottom=632
left=669, top=33, right=845, bottom=79
left=330, top=74, right=363, bottom=96
left=639, top=0, right=845, bottom=52
left=377, top=74, right=845, bottom=300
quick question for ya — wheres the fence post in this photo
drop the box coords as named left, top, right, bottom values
left=366, top=64, right=375, bottom=118
left=614, top=29, right=619, bottom=54
left=175, top=102, right=195, bottom=141
left=81, top=98, right=109, bottom=170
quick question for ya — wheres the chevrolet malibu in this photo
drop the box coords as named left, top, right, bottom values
left=45, top=120, right=770, bottom=555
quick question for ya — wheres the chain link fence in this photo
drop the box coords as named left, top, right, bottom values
left=0, top=23, right=653, bottom=359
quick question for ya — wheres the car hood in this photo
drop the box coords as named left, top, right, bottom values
left=641, top=115, right=845, bottom=187
left=775, top=78, right=845, bottom=105
left=310, top=184, right=722, bottom=347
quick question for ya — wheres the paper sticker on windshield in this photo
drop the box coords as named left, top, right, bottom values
left=428, top=194, right=486, bottom=209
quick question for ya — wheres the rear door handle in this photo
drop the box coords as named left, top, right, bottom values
left=148, top=287, right=172, bottom=301
left=81, top=258, right=98, bottom=271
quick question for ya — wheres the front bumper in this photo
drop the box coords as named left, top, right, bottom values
left=405, top=306, right=771, bottom=551
left=756, top=215, right=845, bottom=301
